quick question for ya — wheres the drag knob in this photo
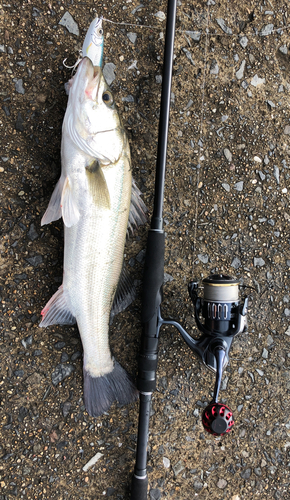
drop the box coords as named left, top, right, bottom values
left=202, top=402, right=234, bottom=436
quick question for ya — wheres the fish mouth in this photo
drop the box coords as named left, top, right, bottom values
left=81, top=57, right=101, bottom=100
left=82, top=57, right=101, bottom=80
left=93, top=64, right=101, bottom=79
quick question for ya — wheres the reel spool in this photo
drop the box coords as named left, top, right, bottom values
left=189, top=274, right=248, bottom=339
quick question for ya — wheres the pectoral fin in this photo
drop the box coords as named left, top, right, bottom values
left=86, top=160, right=111, bottom=210
left=41, top=175, right=80, bottom=228
left=61, top=176, right=80, bottom=227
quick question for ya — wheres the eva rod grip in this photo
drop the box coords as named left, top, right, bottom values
left=131, top=474, right=148, bottom=500
left=138, top=229, right=164, bottom=393
left=141, top=229, right=165, bottom=324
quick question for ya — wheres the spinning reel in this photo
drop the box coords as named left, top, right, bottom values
left=160, top=274, right=248, bottom=436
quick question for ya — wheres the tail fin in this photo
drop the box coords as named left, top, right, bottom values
left=83, top=361, right=138, bottom=417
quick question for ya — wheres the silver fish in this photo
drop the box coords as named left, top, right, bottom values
left=40, top=57, right=146, bottom=416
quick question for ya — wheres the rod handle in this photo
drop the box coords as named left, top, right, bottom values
left=131, top=474, right=148, bottom=500
left=141, top=229, right=165, bottom=324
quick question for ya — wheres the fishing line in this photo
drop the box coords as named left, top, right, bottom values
left=192, top=4, right=210, bottom=254
left=103, top=16, right=290, bottom=37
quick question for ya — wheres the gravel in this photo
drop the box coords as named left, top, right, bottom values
left=182, top=47, right=195, bottom=65
left=59, top=11, right=79, bottom=36
left=51, top=364, right=75, bottom=385
left=155, top=11, right=166, bottom=21
left=231, top=257, right=241, bottom=269
left=273, top=165, right=280, bottom=184
left=127, top=32, right=137, bottom=44
left=251, top=74, right=266, bottom=87
left=216, top=18, right=232, bottom=35
left=15, top=112, right=24, bottom=132
left=236, top=60, right=245, bottom=80
left=239, top=36, right=248, bottom=48
left=260, top=24, right=274, bottom=36
left=223, top=148, right=232, bottom=161
left=15, top=79, right=25, bottom=94
left=253, top=257, right=265, bottom=267
left=185, top=31, right=201, bottom=42
left=103, top=63, right=116, bottom=85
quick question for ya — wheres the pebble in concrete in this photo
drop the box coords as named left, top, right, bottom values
left=217, top=478, right=227, bottom=489
left=224, top=148, right=232, bottom=162
left=127, top=32, right=137, bottom=44
left=260, top=24, right=273, bottom=36
left=235, top=181, right=243, bottom=192
left=251, top=75, right=265, bottom=87
left=254, top=257, right=265, bottom=267
left=239, top=36, right=248, bottom=48
left=236, top=60, right=246, bottom=80
left=15, top=79, right=25, bottom=94
left=59, top=12, right=79, bottom=36
left=173, top=460, right=185, bottom=476
left=210, top=60, right=219, bottom=75
left=216, top=18, right=232, bottom=35
left=103, top=63, right=116, bottom=86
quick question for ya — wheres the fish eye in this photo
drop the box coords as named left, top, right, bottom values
left=102, top=91, right=114, bottom=107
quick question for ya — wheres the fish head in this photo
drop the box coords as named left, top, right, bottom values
left=65, top=57, right=124, bottom=164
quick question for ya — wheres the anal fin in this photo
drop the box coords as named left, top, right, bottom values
left=40, top=285, right=76, bottom=327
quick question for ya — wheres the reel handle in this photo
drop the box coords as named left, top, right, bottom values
left=202, top=402, right=234, bottom=436
left=202, top=345, right=235, bottom=436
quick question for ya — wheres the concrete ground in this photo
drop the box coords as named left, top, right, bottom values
left=0, top=0, right=289, bottom=498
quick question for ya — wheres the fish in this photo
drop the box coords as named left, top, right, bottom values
left=40, top=56, right=146, bottom=417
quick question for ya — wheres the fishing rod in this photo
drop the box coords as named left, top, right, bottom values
left=130, top=0, right=177, bottom=496
left=130, top=0, right=250, bottom=497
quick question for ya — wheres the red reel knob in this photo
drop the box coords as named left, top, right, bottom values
left=202, top=402, right=234, bottom=436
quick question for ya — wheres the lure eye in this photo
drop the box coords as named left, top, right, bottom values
left=102, top=91, right=114, bottom=107
left=97, top=28, right=103, bottom=36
